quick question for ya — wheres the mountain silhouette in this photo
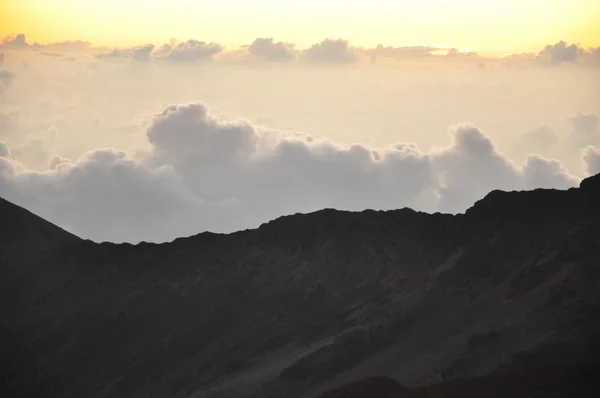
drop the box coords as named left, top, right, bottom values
left=1, top=173, right=599, bottom=398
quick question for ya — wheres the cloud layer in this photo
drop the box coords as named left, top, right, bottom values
left=5, top=33, right=598, bottom=68
left=0, top=102, right=585, bottom=243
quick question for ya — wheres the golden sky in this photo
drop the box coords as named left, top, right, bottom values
left=2, top=0, right=599, bottom=55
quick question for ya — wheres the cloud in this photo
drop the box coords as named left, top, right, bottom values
left=522, top=155, right=580, bottom=189
left=0, top=111, right=17, bottom=134
left=537, top=41, right=600, bottom=66
left=96, top=44, right=155, bottom=62
left=1, top=34, right=28, bottom=48
left=582, top=146, right=600, bottom=176
left=41, top=40, right=94, bottom=53
left=247, top=38, right=296, bottom=61
left=512, top=125, right=558, bottom=156
left=154, top=40, right=222, bottom=62
left=0, top=53, right=4, bottom=66
left=0, top=102, right=585, bottom=243
left=364, top=45, right=476, bottom=63
left=568, top=113, right=600, bottom=148
left=0, top=145, right=204, bottom=242
left=0, top=141, right=10, bottom=158
left=446, top=48, right=477, bottom=57
left=302, top=39, right=359, bottom=64
left=9, top=138, right=51, bottom=170
left=431, top=124, right=523, bottom=212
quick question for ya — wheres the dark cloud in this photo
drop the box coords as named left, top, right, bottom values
left=302, top=39, right=359, bottom=63
left=582, top=146, right=600, bottom=176
left=0, top=103, right=582, bottom=243
left=0, top=53, right=4, bottom=66
left=247, top=38, right=296, bottom=61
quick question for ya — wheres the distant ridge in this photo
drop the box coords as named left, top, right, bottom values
left=0, top=174, right=599, bottom=398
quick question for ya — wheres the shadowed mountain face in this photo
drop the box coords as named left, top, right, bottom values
left=1, top=174, right=599, bottom=398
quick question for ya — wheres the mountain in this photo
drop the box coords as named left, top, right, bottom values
left=1, top=174, right=599, bottom=398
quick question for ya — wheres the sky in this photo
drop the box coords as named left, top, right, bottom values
left=1, top=1, right=599, bottom=243
left=2, top=0, right=600, bottom=55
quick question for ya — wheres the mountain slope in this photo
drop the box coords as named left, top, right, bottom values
left=1, top=174, right=599, bottom=398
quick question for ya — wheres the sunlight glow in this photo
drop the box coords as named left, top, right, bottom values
left=1, top=0, right=599, bottom=54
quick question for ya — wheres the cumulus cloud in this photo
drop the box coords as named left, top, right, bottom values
left=0, top=102, right=585, bottom=243
left=302, top=39, right=359, bottom=63
left=537, top=41, right=600, bottom=66
left=522, top=155, right=579, bottom=189
left=582, top=146, right=600, bottom=176
left=247, top=38, right=296, bottom=61
left=1, top=34, right=29, bottom=48
left=431, top=124, right=524, bottom=212
left=0, top=145, right=204, bottom=242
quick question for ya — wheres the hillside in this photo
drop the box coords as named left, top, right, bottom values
left=1, top=174, right=599, bottom=398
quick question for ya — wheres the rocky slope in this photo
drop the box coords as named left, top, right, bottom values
left=1, top=174, right=599, bottom=398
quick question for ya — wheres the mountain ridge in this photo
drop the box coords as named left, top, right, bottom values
left=1, top=174, right=599, bottom=398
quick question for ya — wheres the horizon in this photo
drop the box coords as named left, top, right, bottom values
left=2, top=1, right=600, bottom=55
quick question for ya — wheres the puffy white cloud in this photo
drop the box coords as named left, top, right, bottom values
left=522, top=155, right=579, bottom=190
left=247, top=38, right=296, bottom=61
left=0, top=102, right=586, bottom=243
left=431, top=124, right=523, bottom=212
left=582, top=146, right=600, bottom=176
left=0, top=146, right=206, bottom=242
left=302, top=39, right=359, bottom=64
